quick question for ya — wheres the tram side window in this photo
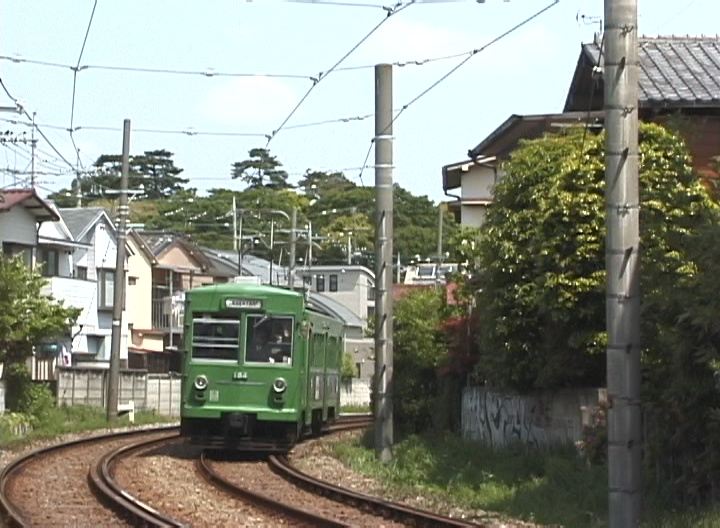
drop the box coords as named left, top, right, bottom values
left=246, top=315, right=294, bottom=364
left=192, top=317, right=240, bottom=360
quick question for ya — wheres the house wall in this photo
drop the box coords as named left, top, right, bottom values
left=71, top=218, right=128, bottom=363
left=652, top=114, right=720, bottom=179
left=450, top=163, right=500, bottom=228
left=0, top=207, right=37, bottom=247
left=41, top=277, right=98, bottom=359
left=127, top=236, right=153, bottom=330
left=299, top=268, right=375, bottom=323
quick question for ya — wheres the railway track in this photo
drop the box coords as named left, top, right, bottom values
left=87, top=430, right=185, bottom=527
left=0, top=425, right=178, bottom=527
left=0, top=415, right=487, bottom=527
left=197, top=415, right=484, bottom=527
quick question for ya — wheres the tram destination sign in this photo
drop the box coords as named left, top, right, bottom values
left=224, top=298, right=263, bottom=309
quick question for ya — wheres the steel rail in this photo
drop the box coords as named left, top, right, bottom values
left=196, top=451, right=348, bottom=527
left=87, top=430, right=185, bottom=528
left=0, top=425, right=178, bottom=527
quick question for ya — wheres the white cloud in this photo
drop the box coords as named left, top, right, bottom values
left=198, top=76, right=296, bottom=126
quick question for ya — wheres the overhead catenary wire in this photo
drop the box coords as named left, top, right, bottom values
left=69, top=0, right=98, bottom=172
left=265, top=0, right=414, bottom=146
left=0, top=78, right=77, bottom=171
left=356, top=0, right=560, bottom=184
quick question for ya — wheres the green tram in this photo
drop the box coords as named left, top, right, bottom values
left=179, top=282, right=344, bottom=451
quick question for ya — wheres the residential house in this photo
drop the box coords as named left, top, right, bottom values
left=37, top=204, right=93, bottom=369
left=294, top=264, right=375, bottom=325
left=58, top=207, right=130, bottom=367
left=0, top=188, right=58, bottom=265
left=445, top=34, right=720, bottom=227
left=131, top=230, right=233, bottom=372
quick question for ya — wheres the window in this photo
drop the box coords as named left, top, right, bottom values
left=329, top=274, right=338, bottom=292
left=39, top=248, right=59, bottom=277
left=76, top=266, right=88, bottom=280
left=316, top=274, right=325, bottom=292
left=192, top=316, right=240, bottom=360
left=245, top=315, right=293, bottom=365
left=128, top=276, right=137, bottom=286
left=3, top=243, right=32, bottom=267
left=99, top=269, right=115, bottom=310
left=367, top=282, right=375, bottom=300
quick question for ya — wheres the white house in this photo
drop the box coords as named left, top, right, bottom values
left=53, top=207, right=130, bottom=367
left=295, top=264, right=375, bottom=325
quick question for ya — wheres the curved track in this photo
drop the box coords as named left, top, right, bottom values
left=0, top=425, right=178, bottom=527
left=87, top=430, right=185, bottom=527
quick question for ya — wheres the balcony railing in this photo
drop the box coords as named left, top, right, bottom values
left=151, top=295, right=184, bottom=332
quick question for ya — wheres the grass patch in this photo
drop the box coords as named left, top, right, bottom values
left=332, top=432, right=720, bottom=527
left=332, top=431, right=607, bottom=527
left=0, top=404, right=176, bottom=450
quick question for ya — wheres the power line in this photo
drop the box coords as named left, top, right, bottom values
left=0, top=55, right=314, bottom=81
left=356, top=0, right=559, bottom=183
left=0, top=78, right=77, bottom=170
left=265, top=0, right=413, bottom=146
left=1, top=108, right=400, bottom=138
left=69, top=0, right=98, bottom=171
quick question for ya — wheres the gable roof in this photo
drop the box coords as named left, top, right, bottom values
left=0, top=189, right=59, bottom=222
left=57, top=207, right=113, bottom=240
left=201, top=246, right=300, bottom=284
left=564, top=34, right=720, bottom=111
left=135, top=229, right=213, bottom=270
left=468, top=111, right=604, bottom=160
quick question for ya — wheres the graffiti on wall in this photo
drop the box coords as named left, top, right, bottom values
left=462, top=388, right=548, bottom=449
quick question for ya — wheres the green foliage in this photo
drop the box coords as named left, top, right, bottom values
left=0, top=256, right=81, bottom=367
left=231, top=147, right=291, bottom=189
left=392, top=288, right=448, bottom=435
left=49, top=149, right=188, bottom=204
left=341, top=352, right=356, bottom=380
left=49, top=148, right=454, bottom=270
left=472, top=123, right=717, bottom=392
left=331, top=432, right=608, bottom=528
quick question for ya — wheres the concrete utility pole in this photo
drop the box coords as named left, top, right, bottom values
left=374, top=63, right=394, bottom=463
left=107, top=119, right=131, bottom=423
left=604, top=0, right=641, bottom=525
left=289, top=207, right=297, bottom=289
left=30, top=112, right=36, bottom=187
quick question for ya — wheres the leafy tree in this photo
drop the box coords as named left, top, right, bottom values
left=472, top=123, right=718, bottom=392
left=392, top=287, right=448, bottom=435
left=48, top=149, right=188, bottom=203
left=298, top=170, right=354, bottom=197
left=231, top=148, right=291, bottom=190
left=0, top=256, right=81, bottom=411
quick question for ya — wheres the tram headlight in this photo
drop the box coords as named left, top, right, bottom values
left=272, top=377, right=287, bottom=394
left=194, top=375, right=208, bottom=391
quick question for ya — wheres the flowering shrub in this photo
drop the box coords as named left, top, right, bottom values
left=577, top=401, right=607, bottom=466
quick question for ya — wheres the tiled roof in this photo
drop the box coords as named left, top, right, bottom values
left=638, top=37, right=720, bottom=105
left=57, top=207, right=109, bottom=239
left=135, top=229, right=213, bottom=270
left=573, top=35, right=720, bottom=108
left=0, top=189, right=59, bottom=221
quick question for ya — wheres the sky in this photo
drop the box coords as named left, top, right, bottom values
left=0, top=0, right=716, bottom=205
